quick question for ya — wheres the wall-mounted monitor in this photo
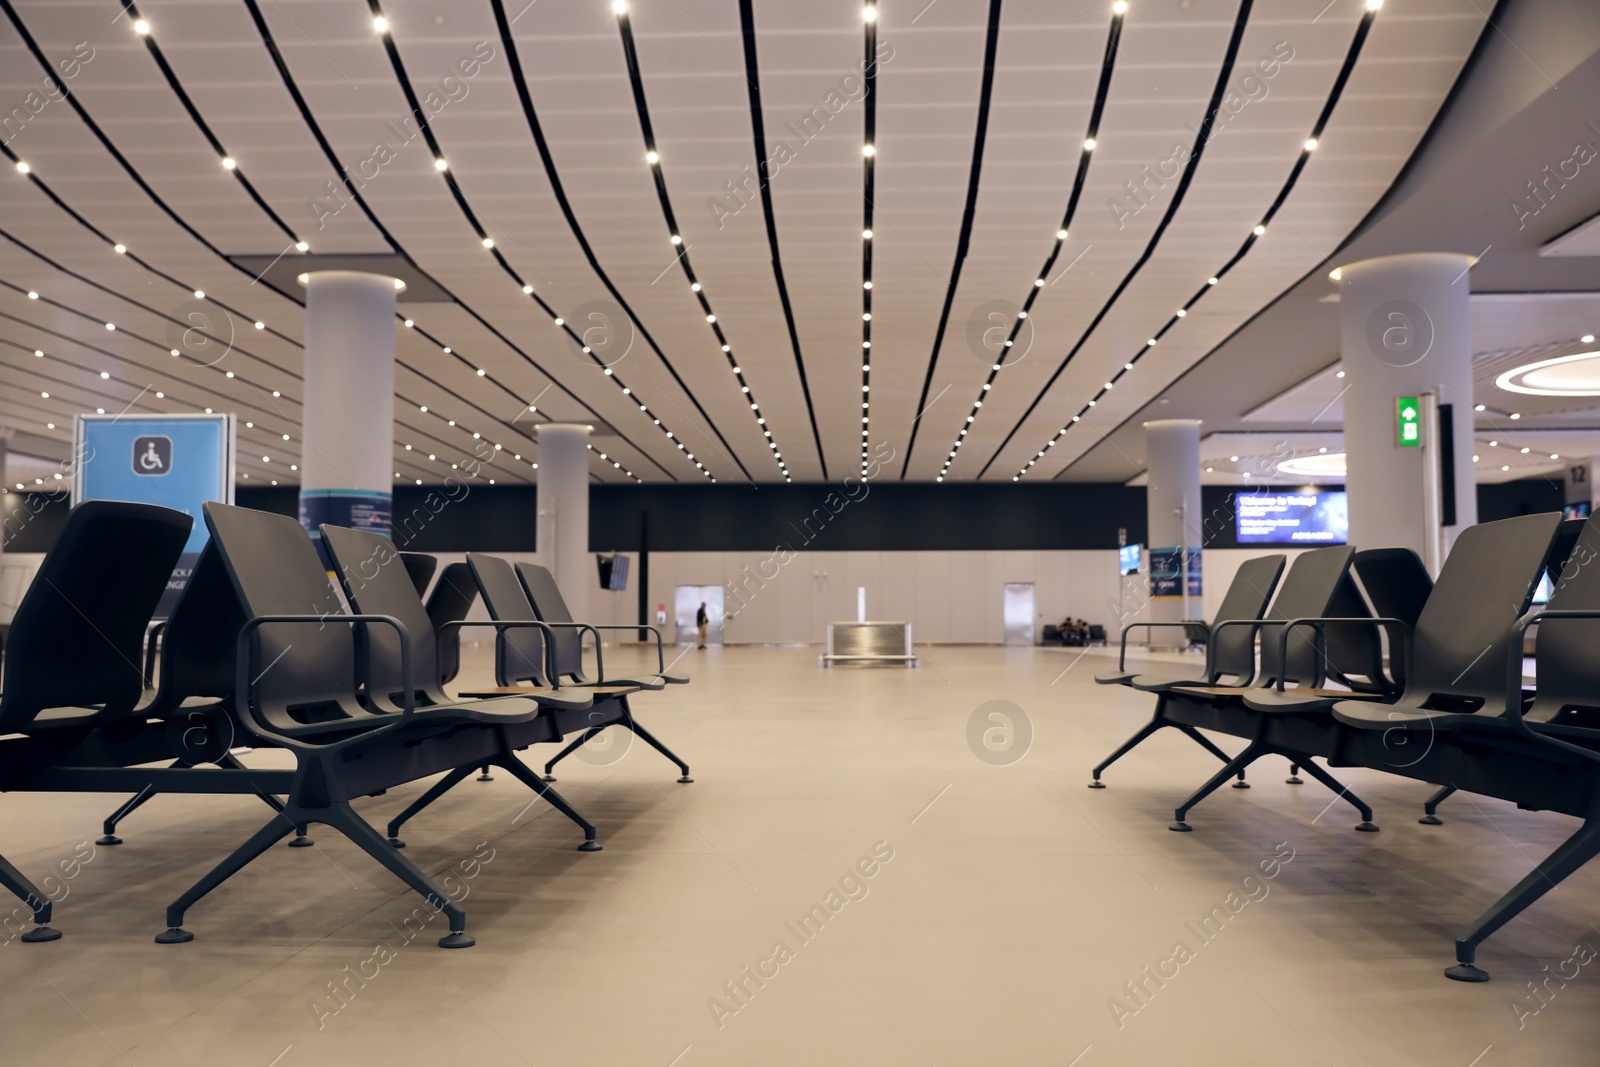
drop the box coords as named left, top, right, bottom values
left=1236, top=491, right=1348, bottom=545
left=596, top=553, right=630, bottom=591
left=1119, top=544, right=1141, bottom=575
left=1563, top=502, right=1591, bottom=521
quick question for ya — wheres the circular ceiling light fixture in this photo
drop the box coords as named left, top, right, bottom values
left=1276, top=452, right=1347, bottom=479
left=1495, top=349, right=1600, bottom=396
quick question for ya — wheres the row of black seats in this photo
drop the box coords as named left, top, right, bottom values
left=0, top=500, right=690, bottom=949
left=1089, top=511, right=1600, bottom=982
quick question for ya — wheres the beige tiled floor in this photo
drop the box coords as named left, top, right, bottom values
left=2, top=643, right=1597, bottom=1065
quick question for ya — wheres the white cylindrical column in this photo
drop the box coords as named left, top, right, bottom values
left=537, top=424, right=592, bottom=621
left=298, top=271, right=398, bottom=554
left=1337, top=253, right=1476, bottom=565
left=1144, top=419, right=1203, bottom=629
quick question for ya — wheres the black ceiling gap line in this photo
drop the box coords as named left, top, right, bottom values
left=976, top=0, right=1256, bottom=479
left=0, top=184, right=545, bottom=473
left=735, top=0, right=828, bottom=479
left=0, top=9, right=583, bottom=484
left=0, top=299, right=483, bottom=473
left=859, top=10, right=877, bottom=478
left=242, top=0, right=661, bottom=482
left=242, top=0, right=669, bottom=481
left=122, top=1, right=299, bottom=244
left=932, top=7, right=1125, bottom=482
left=0, top=138, right=302, bottom=353
left=615, top=5, right=796, bottom=481
left=0, top=225, right=302, bottom=385
left=490, top=0, right=751, bottom=483
left=897, top=0, right=1006, bottom=479
left=1022, top=8, right=1379, bottom=482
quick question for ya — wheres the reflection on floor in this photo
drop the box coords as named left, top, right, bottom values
left=0, top=643, right=1592, bottom=1066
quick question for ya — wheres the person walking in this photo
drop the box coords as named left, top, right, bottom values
left=696, top=601, right=709, bottom=649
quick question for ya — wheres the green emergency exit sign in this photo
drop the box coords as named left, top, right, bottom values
left=1397, top=396, right=1421, bottom=447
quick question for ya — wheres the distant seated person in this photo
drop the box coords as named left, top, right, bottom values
left=1058, top=618, right=1090, bottom=646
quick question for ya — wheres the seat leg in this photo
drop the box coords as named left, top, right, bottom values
left=315, top=803, right=472, bottom=948
left=623, top=717, right=692, bottom=783
left=157, top=812, right=296, bottom=943
left=1293, top=758, right=1379, bottom=832
left=1173, top=724, right=1246, bottom=780
left=226, top=755, right=309, bottom=846
left=98, top=784, right=158, bottom=846
left=1089, top=719, right=1168, bottom=788
left=1447, top=817, right=1600, bottom=982
left=1420, top=784, right=1456, bottom=826
left=541, top=727, right=604, bottom=781
left=1286, top=762, right=1304, bottom=785
left=0, top=852, right=60, bottom=942
left=158, top=802, right=472, bottom=949
left=1171, top=742, right=1267, bottom=832
left=476, top=764, right=494, bottom=782
left=494, top=755, right=601, bottom=850
left=385, top=765, right=477, bottom=848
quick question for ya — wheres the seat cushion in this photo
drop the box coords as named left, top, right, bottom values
left=1093, top=670, right=1137, bottom=686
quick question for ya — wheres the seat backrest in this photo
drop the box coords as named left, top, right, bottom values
left=202, top=502, right=370, bottom=731
left=144, top=540, right=246, bottom=716
left=1350, top=547, right=1432, bottom=689
left=1527, top=516, right=1600, bottom=723
left=1206, top=554, right=1286, bottom=683
left=1317, top=573, right=1388, bottom=692
left=466, top=553, right=548, bottom=686
left=515, top=563, right=585, bottom=680
left=1406, top=512, right=1563, bottom=708
left=399, top=552, right=437, bottom=598
left=1351, top=548, right=1432, bottom=631
left=425, top=562, right=478, bottom=684
left=1257, top=545, right=1356, bottom=687
left=0, top=501, right=191, bottom=733
left=321, top=524, right=445, bottom=709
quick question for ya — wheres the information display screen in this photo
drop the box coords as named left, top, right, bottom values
left=1236, top=491, right=1348, bottom=544
left=1119, top=544, right=1141, bottom=575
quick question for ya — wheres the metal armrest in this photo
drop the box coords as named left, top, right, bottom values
left=235, top=614, right=413, bottom=750
left=583, top=624, right=668, bottom=676
left=1501, top=610, right=1600, bottom=763
left=1275, top=617, right=1411, bottom=693
left=515, top=620, right=607, bottom=683
left=1115, top=621, right=1204, bottom=672
left=438, top=619, right=561, bottom=687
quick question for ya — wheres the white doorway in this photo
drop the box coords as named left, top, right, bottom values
left=675, top=585, right=724, bottom=645
left=1003, top=583, right=1035, bottom=646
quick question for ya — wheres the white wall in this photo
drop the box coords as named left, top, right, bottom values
left=485, top=549, right=1153, bottom=645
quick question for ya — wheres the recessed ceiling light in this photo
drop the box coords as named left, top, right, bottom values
left=1253, top=224, right=1267, bottom=236
left=133, top=19, right=150, bottom=35
left=862, top=144, right=876, bottom=157
left=481, top=237, right=494, bottom=248
left=1083, top=138, right=1096, bottom=150
left=295, top=240, right=309, bottom=252
left=221, top=157, right=236, bottom=170
left=1303, top=139, right=1318, bottom=151
left=645, top=150, right=659, bottom=164
left=434, top=158, right=448, bottom=171
left=15, top=161, right=28, bottom=174
left=862, top=4, right=877, bottom=21
left=373, top=16, right=389, bottom=33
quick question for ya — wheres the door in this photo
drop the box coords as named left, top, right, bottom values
left=675, top=585, right=724, bottom=645
left=1003, top=583, right=1035, bottom=646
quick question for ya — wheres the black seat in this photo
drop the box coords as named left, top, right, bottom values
left=517, top=561, right=686, bottom=688
left=94, top=542, right=306, bottom=848
left=469, top=553, right=693, bottom=784
left=0, top=500, right=192, bottom=941
left=154, top=503, right=590, bottom=949
left=1087, top=553, right=1284, bottom=788
left=425, top=562, right=478, bottom=686
left=1158, top=546, right=1383, bottom=831
left=1329, top=513, right=1563, bottom=734
left=399, top=552, right=437, bottom=597
left=319, top=524, right=602, bottom=851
